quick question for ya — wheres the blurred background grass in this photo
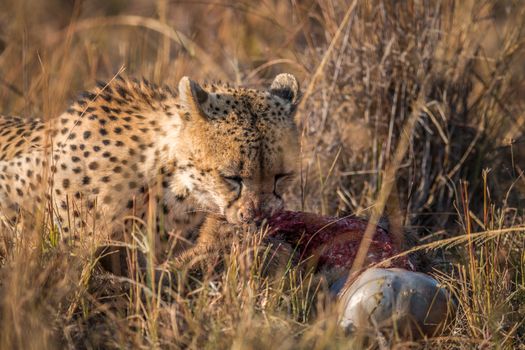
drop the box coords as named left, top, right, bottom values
left=0, top=0, right=524, bottom=348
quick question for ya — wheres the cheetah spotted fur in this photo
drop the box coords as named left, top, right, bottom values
left=0, top=74, right=301, bottom=263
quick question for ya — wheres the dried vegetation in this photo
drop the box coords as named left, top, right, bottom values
left=0, top=0, right=523, bottom=348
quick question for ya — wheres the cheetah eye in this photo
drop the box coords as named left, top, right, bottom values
left=274, top=173, right=294, bottom=193
left=274, top=173, right=294, bottom=183
left=222, top=175, right=243, bottom=190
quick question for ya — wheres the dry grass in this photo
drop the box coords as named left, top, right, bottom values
left=0, top=0, right=524, bottom=349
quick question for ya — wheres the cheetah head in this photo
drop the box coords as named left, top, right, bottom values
left=176, top=73, right=301, bottom=225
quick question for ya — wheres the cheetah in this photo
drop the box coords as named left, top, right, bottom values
left=0, top=73, right=301, bottom=268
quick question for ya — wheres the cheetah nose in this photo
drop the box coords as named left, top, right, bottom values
left=237, top=208, right=262, bottom=223
left=237, top=208, right=254, bottom=223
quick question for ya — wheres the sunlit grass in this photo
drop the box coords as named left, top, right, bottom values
left=0, top=0, right=524, bottom=348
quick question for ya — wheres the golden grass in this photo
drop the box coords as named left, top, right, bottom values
left=0, top=0, right=524, bottom=348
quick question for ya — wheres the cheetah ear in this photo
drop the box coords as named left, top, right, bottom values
left=178, top=76, right=210, bottom=119
left=270, top=73, right=300, bottom=107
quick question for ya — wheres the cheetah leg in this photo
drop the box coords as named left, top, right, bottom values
left=169, top=216, right=236, bottom=275
left=170, top=216, right=297, bottom=285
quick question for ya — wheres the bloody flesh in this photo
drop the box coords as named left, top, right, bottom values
left=267, top=211, right=413, bottom=271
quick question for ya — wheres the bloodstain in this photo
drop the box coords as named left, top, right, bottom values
left=267, top=211, right=413, bottom=272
